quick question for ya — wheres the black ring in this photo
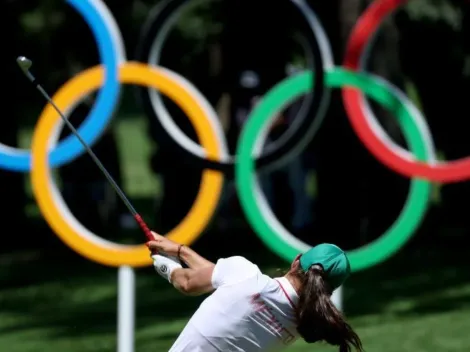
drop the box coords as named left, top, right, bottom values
left=135, top=0, right=329, bottom=175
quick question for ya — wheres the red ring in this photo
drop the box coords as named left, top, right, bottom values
left=342, top=0, right=470, bottom=183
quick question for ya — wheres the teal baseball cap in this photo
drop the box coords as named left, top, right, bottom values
left=299, top=244, right=351, bottom=290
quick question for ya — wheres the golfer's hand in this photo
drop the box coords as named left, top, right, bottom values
left=147, top=231, right=180, bottom=256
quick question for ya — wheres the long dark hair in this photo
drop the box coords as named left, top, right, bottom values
left=295, top=265, right=364, bottom=352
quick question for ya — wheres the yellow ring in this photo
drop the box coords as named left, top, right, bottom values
left=31, top=62, right=224, bottom=267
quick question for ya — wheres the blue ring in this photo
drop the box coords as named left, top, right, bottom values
left=0, top=0, right=120, bottom=171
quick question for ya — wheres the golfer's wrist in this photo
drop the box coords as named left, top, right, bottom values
left=177, top=244, right=188, bottom=262
left=177, top=244, right=183, bottom=259
left=177, top=245, right=199, bottom=267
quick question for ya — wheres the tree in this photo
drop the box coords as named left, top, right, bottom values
left=0, top=1, right=27, bottom=252
left=307, top=0, right=407, bottom=249
left=399, top=1, right=470, bottom=231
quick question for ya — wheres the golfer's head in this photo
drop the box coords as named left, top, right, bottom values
left=291, top=244, right=362, bottom=351
left=302, top=243, right=350, bottom=290
left=291, top=243, right=351, bottom=292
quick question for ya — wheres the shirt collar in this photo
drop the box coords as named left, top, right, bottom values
left=275, top=277, right=299, bottom=308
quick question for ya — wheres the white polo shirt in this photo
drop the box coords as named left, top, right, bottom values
left=169, top=256, right=299, bottom=352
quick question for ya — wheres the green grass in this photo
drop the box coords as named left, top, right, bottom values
left=113, top=117, right=160, bottom=197
left=1, top=246, right=470, bottom=351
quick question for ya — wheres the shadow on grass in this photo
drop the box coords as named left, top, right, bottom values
left=0, top=259, right=203, bottom=340
left=1, top=197, right=470, bottom=341
left=345, top=242, right=470, bottom=318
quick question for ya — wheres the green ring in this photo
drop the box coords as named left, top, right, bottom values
left=235, top=68, right=431, bottom=272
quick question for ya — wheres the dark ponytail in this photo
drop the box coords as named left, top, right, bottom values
left=295, top=266, right=364, bottom=352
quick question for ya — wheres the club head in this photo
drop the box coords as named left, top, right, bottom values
left=17, top=56, right=32, bottom=73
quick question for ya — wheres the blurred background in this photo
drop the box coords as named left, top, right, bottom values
left=2, top=0, right=470, bottom=351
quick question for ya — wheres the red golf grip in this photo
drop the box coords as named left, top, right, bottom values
left=134, top=214, right=158, bottom=255
left=134, top=214, right=153, bottom=241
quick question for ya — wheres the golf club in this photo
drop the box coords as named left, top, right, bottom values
left=16, top=56, right=154, bottom=243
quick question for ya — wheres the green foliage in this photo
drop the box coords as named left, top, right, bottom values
left=403, top=0, right=463, bottom=29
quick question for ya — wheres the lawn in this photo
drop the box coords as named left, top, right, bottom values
left=1, top=244, right=470, bottom=352
left=3, top=109, right=470, bottom=351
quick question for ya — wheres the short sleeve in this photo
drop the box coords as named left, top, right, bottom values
left=211, top=256, right=261, bottom=289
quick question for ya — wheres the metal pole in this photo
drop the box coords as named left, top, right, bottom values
left=332, top=285, right=343, bottom=311
left=118, top=266, right=135, bottom=352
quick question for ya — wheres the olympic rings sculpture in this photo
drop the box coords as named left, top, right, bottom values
left=10, top=0, right=452, bottom=271
left=135, top=0, right=332, bottom=172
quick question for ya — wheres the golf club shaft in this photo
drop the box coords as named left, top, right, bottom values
left=20, top=64, right=153, bottom=242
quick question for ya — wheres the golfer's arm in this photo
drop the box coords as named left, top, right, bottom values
left=178, top=245, right=214, bottom=269
left=170, top=265, right=215, bottom=296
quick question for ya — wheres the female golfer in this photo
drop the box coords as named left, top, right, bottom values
left=148, top=232, right=363, bottom=352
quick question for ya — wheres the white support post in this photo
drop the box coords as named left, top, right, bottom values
left=118, top=266, right=135, bottom=352
left=331, top=285, right=343, bottom=311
